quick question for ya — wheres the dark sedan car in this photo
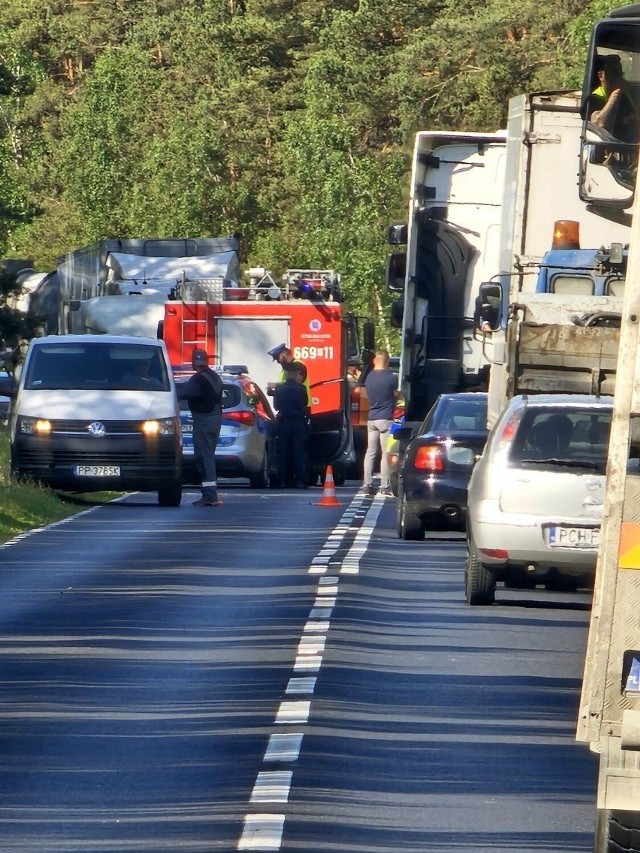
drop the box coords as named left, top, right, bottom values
left=396, top=392, right=488, bottom=540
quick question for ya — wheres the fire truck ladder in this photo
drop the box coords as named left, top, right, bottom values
left=177, top=275, right=226, bottom=364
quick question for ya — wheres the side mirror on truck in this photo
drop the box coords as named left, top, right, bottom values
left=387, top=223, right=407, bottom=245
left=363, top=321, right=376, bottom=352
left=386, top=251, right=406, bottom=292
left=390, top=298, right=404, bottom=329
left=474, top=282, right=503, bottom=334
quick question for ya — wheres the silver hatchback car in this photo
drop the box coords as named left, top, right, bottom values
left=465, top=394, right=612, bottom=605
left=174, top=366, right=276, bottom=488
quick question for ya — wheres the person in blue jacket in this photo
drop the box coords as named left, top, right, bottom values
left=273, top=365, right=310, bottom=489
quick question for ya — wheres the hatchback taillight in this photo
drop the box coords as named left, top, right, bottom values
left=224, top=410, right=255, bottom=426
left=413, top=445, right=444, bottom=471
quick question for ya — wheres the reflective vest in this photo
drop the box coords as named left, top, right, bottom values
left=279, top=359, right=310, bottom=406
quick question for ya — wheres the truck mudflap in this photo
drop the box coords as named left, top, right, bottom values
left=509, top=322, right=620, bottom=397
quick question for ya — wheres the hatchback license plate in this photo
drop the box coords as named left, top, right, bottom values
left=548, top=526, right=600, bottom=548
left=75, top=465, right=120, bottom=477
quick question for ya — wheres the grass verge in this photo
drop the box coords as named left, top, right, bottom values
left=0, top=430, right=119, bottom=544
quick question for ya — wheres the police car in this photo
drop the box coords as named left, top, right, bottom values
left=173, top=365, right=277, bottom=488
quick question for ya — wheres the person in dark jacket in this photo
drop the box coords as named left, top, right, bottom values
left=176, top=349, right=224, bottom=506
left=273, top=366, right=310, bottom=488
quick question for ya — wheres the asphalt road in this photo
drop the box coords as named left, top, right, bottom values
left=0, top=482, right=597, bottom=852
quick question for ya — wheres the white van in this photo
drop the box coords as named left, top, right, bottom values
left=10, top=335, right=183, bottom=506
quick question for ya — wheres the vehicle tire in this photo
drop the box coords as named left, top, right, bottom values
left=465, top=544, right=496, bottom=605
left=390, top=471, right=398, bottom=497
left=597, top=809, right=640, bottom=853
left=397, top=490, right=425, bottom=541
left=249, top=452, right=269, bottom=489
left=332, top=465, right=346, bottom=486
left=157, top=480, right=182, bottom=507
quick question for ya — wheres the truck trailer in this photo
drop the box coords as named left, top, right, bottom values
left=574, top=5, right=640, bottom=851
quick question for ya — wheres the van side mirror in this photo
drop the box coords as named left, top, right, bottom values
left=386, top=251, right=406, bottom=292
left=474, top=282, right=503, bottom=333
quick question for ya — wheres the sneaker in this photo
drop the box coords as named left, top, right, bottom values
left=192, top=497, right=223, bottom=507
left=379, top=488, right=394, bottom=497
left=363, top=485, right=375, bottom=497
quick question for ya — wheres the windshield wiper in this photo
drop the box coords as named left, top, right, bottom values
left=520, top=457, right=601, bottom=469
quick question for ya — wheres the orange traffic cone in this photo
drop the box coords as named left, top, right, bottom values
left=316, top=465, right=343, bottom=507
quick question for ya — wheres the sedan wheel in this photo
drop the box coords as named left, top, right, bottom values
left=397, top=488, right=425, bottom=541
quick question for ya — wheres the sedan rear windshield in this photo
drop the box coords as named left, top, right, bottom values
left=423, top=396, right=488, bottom=433
left=24, top=343, right=171, bottom=391
left=510, top=408, right=611, bottom=471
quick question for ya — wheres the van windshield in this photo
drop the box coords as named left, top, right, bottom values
left=24, top=342, right=171, bottom=391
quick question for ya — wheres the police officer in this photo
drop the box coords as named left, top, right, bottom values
left=177, top=349, right=224, bottom=506
left=267, top=343, right=310, bottom=406
left=273, top=365, right=310, bottom=488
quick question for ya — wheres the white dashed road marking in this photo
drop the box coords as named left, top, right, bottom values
left=238, top=490, right=382, bottom=850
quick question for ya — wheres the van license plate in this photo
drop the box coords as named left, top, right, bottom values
left=548, top=526, right=600, bottom=548
left=75, top=465, right=120, bottom=477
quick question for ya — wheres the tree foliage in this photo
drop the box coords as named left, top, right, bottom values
left=0, top=0, right=607, bottom=343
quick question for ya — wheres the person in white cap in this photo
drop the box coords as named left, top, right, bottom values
left=177, top=349, right=224, bottom=506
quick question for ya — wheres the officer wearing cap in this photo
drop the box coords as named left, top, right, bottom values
left=267, top=343, right=310, bottom=406
left=273, top=364, right=310, bottom=488
left=176, top=349, right=224, bottom=506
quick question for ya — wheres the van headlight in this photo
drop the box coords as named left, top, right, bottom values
left=142, top=417, right=177, bottom=436
left=18, top=416, right=52, bottom=434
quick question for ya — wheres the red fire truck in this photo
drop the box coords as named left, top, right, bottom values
left=161, top=269, right=371, bottom=483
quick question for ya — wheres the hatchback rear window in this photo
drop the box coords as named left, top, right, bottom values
left=222, top=383, right=241, bottom=409
left=510, top=408, right=611, bottom=471
left=178, top=381, right=240, bottom=411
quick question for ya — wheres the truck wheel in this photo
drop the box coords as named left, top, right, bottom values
left=465, top=544, right=496, bottom=605
left=397, top=490, right=424, bottom=541
left=599, top=809, right=640, bottom=853
left=157, top=481, right=182, bottom=507
left=249, top=453, right=269, bottom=489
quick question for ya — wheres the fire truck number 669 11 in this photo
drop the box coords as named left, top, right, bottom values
left=294, top=346, right=334, bottom=360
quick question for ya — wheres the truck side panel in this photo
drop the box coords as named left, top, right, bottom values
left=400, top=132, right=507, bottom=420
